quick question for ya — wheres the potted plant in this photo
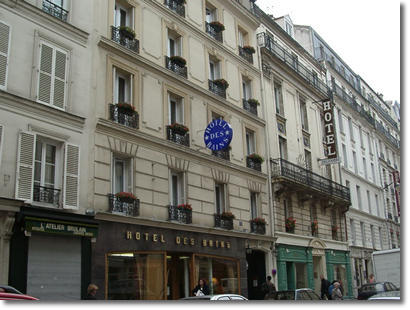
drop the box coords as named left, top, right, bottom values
left=221, top=211, right=235, bottom=220
left=247, top=98, right=260, bottom=106
left=167, top=123, right=189, bottom=135
left=213, top=78, right=229, bottom=90
left=285, top=217, right=296, bottom=232
left=242, top=45, right=256, bottom=54
left=169, top=55, right=187, bottom=67
left=115, top=192, right=137, bottom=203
left=177, top=203, right=192, bottom=211
left=248, top=153, right=264, bottom=163
left=311, top=220, right=318, bottom=234
left=119, top=26, right=135, bottom=40
left=250, top=217, right=266, bottom=225
left=209, top=21, right=225, bottom=32
left=115, top=102, right=135, bottom=115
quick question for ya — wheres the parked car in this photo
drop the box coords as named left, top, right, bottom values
left=181, top=294, right=248, bottom=300
left=266, top=288, right=322, bottom=300
left=0, top=285, right=23, bottom=295
left=368, top=290, right=400, bottom=300
left=0, top=292, right=38, bottom=300
left=357, top=282, right=399, bottom=300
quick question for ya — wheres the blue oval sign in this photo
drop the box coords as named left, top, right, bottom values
left=204, top=119, right=233, bottom=151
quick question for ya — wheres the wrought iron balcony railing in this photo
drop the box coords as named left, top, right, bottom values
left=168, top=205, right=192, bottom=224
left=111, top=26, right=140, bottom=53
left=166, top=126, right=190, bottom=147
left=33, top=185, right=61, bottom=207
left=42, top=0, right=68, bottom=22
left=246, top=156, right=262, bottom=171
left=208, top=79, right=226, bottom=98
left=243, top=99, right=258, bottom=116
left=238, top=46, right=253, bottom=64
left=271, top=158, right=351, bottom=203
left=367, top=95, right=398, bottom=130
left=205, top=22, right=223, bottom=42
left=375, top=121, right=400, bottom=149
left=250, top=221, right=266, bottom=234
left=212, top=148, right=230, bottom=161
left=164, top=0, right=185, bottom=17
left=108, top=194, right=140, bottom=217
left=258, top=32, right=330, bottom=98
left=109, top=104, right=139, bottom=129
left=214, top=214, right=233, bottom=230
left=165, top=56, right=187, bottom=78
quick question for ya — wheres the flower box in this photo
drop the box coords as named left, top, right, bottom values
left=177, top=203, right=192, bottom=211
left=285, top=217, right=296, bottom=233
left=167, top=123, right=189, bottom=135
left=115, top=102, right=135, bottom=115
left=169, top=55, right=186, bottom=67
left=212, top=78, right=229, bottom=90
left=119, top=26, right=135, bottom=40
left=115, top=192, right=137, bottom=203
left=209, top=21, right=225, bottom=32
left=221, top=211, right=235, bottom=220
left=247, top=98, right=260, bottom=106
left=250, top=218, right=266, bottom=234
left=248, top=153, right=264, bottom=163
left=242, top=45, right=256, bottom=54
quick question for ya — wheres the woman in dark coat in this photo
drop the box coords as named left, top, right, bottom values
left=192, top=279, right=210, bottom=296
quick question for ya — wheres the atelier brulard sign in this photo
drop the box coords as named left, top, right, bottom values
left=322, top=99, right=338, bottom=162
left=204, top=119, right=233, bottom=151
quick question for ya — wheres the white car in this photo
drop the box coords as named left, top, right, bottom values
left=181, top=294, right=248, bottom=301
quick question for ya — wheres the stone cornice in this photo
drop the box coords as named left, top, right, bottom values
left=95, top=211, right=275, bottom=242
left=341, top=166, right=383, bottom=191
left=96, top=118, right=268, bottom=182
left=346, top=207, right=391, bottom=223
left=275, top=231, right=349, bottom=251
left=0, top=197, right=25, bottom=212
left=0, top=90, right=85, bottom=132
left=1, top=0, right=89, bottom=46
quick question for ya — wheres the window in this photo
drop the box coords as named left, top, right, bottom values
left=360, top=222, right=366, bottom=247
left=299, top=97, right=308, bottom=131
left=37, top=41, right=69, bottom=109
left=245, top=129, right=256, bottom=155
left=208, top=56, right=220, bottom=80
left=278, top=136, right=288, bottom=160
left=348, top=117, right=353, bottom=140
left=170, top=170, right=184, bottom=205
left=375, top=194, right=380, bottom=217
left=371, top=163, right=375, bottom=183
left=0, top=21, right=10, bottom=90
left=367, top=133, right=372, bottom=154
left=167, top=29, right=182, bottom=57
left=34, top=139, right=59, bottom=191
left=378, top=227, right=383, bottom=249
left=238, top=27, right=247, bottom=47
left=285, top=22, right=293, bottom=37
left=367, top=190, right=371, bottom=214
left=284, top=197, right=292, bottom=220
left=274, top=82, right=284, bottom=115
left=356, top=185, right=362, bottom=210
left=370, top=225, right=376, bottom=248
left=168, top=93, right=184, bottom=125
left=352, top=151, right=357, bottom=173
left=304, top=150, right=312, bottom=170
left=250, top=192, right=258, bottom=219
left=337, top=109, right=344, bottom=133
left=205, top=4, right=216, bottom=23
left=215, top=183, right=226, bottom=215
left=113, top=67, right=133, bottom=105
left=114, top=0, right=134, bottom=28
left=112, top=156, right=132, bottom=194
left=345, top=180, right=350, bottom=195
left=42, top=0, right=69, bottom=21
left=359, top=127, right=364, bottom=147
left=342, top=144, right=348, bottom=167
left=363, top=157, right=368, bottom=179
left=242, top=77, right=251, bottom=100
left=350, top=219, right=356, bottom=246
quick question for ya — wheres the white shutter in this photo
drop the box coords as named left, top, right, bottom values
left=0, top=21, right=11, bottom=89
left=16, top=131, right=36, bottom=201
left=38, top=42, right=53, bottom=104
left=53, top=49, right=67, bottom=109
left=0, top=124, right=3, bottom=166
left=63, top=143, right=80, bottom=209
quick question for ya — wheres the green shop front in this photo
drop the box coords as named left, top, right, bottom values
left=276, top=241, right=353, bottom=299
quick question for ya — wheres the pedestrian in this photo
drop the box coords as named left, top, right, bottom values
left=320, top=275, right=331, bottom=300
left=261, top=275, right=276, bottom=299
left=331, top=282, right=343, bottom=300
left=368, top=274, right=375, bottom=283
left=327, top=280, right=336, bottom=300
left=192, top=279, right=210, bottom=296
left=85, top=283, right=98, bottom=300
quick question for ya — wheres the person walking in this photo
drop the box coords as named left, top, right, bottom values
left=320, top=275, right=331, bottom=300
left=331, top=282, right=343, bottom=300
left=261, top=276, right=276, bottom=299
left=85, top=283, right=98, bottom=300
left=192, top=279, right=210, bottom=296
left=368, top=274, right=375, bottom=283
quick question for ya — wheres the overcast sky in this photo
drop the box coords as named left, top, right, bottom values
left=256, top=0, right=401, bottom=102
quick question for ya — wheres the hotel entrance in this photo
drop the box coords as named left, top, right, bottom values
left=166, top=253, right=192, bottom=299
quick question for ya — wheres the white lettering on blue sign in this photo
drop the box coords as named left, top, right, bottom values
left=204, top=119, right=233, bottom=151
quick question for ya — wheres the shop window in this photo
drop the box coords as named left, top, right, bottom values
left=333, top=264, right=347, bottom=296
left=295, top=263, right=307, bottom=288
left=107, top=252, right=165, bottom=300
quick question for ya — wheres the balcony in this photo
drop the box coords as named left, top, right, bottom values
left=168, top=205, right=192, bottom=224
left=212, top=148, right=230, bottom=161
left=165, top=56, right=187, bottom=78
left=258, top=32, right=330, bottom=98
left=33, top=185, right=61, bottom=207
left=238, top=46, right=253, bottom=64
left=205, top=22, right=223, bottom=42
left=246, top=155, right=262, bottom=172
left=375, top=121, right=400, bottom=149
left=108, top=194, right=140, bottom=217
left=367, top=95, right=398, bottom=130
left=271, top=158, right=351, bottom=204
left=208, top=79, right=227, bottom=99
left=166, top=125, right=190, bottom=147
left=42, top=0, right=68, bottom=22
left=214, top=214, right=233, bottom=230
left=250, top=220, right=266, bottom=235
left=109, top=104, right=139, bottom=129
left=164, top=0, right=185, bottom=17
left=243, top=99, right=258, bottom=116
left=111, top=26, right=140, bottom=53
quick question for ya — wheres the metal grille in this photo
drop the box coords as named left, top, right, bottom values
left=165, top=56, right=187, bottom=78
left=109, top=104, right=139, bottom=129
left=168, top=205, right=192, bottom=224
left=243, top=99, right=258, bottom=115
left=108, top=194, right=140, bottom=217
left=111, top=26, right=140, bottom=53
left=33, top=185, right=61, bottom=207
left=42, top=0, right=68, bottom=22
left=166, top=126, right=190, bottom=147
left=214, top=214, right=233, bottom=230
left=205, top=22, right=223, bottom=42
left=208, top=79, right=226, bottom=98
left=164, top=0, right=185, bottom=17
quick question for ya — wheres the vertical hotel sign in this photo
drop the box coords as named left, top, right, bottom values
left=322, top=99, right=338, bottom=162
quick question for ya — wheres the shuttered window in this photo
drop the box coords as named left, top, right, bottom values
left=64, top=143, right=80, bottom=209
left=0, top=21, right=11, bottom=89
left=16, top=131, right=36, bottom=201
left=37, top=41, right=68, bottom=109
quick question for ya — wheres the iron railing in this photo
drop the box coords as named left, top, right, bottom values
left=108, top=194, right=140, bottom=217
left=42, top=0, right=68, bottom=22
left=375, top=121, right=400, bottom=149
left=164, top=0, right=185, bottom=17
left=238, top=46, right=253, bottom=64
left=258, top=32, right=330, bottom=98
left=205, top=22, right=223, bottom=42
left=33, top=185, right=61, bottom=207
left=111, top=26, right=140, bottom=53
left=208, top=79, right=226, bottom=98
left=168, top=205, right=192, bottom=224
left=243, top=99, right=258, bottom=116
left=367, top=95, right=398, bottom=130
left=166, top=126, right=190, bottom=147
left=271, top=158, right=351, bottom=203
left=214, top=214, right=234, bottom=230
left=212, top=148, right=230, bottom=161
left=109, top=104, right=139, bottom=129
left=250, top=221, right=266, bottom=234
left=165, top=56, right=187, bottom=78
left=246, top=156, right=262, bottom=171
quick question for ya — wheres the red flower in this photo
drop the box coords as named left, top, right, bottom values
left=115, top=192, right=137, bottom=200
left=251, top=217, right=266, bottom=225
left=177, top=203, right=192, bottom=211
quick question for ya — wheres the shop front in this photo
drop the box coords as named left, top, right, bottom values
left=92, top=220, right=247, bottom=300
left=325, top=249, right=354, bottom=299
